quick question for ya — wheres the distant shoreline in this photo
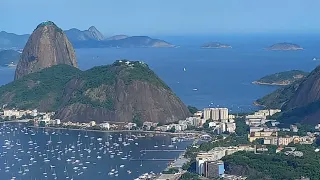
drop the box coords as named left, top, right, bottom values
left=253, top=101, right=266, bottom=107
left=201, top=46, right=232, bottom=49
left=252, top=81, right=289, bottom=86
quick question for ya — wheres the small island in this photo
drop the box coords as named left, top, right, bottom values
left=253, top=70, right=308, bottom=86
left=201, top=42, right=232, bottom=49
left=265, top=42, right=303, bottom=51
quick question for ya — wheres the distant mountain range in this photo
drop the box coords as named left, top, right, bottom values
left=65, top=26, right=105, bottom=41
left=0, top=31, right=29, bottom=49
left=0, top=26, right=175, bottom=49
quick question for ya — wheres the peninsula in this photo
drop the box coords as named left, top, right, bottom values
left=253, top=70, right=308, bottom=86
left=265, top=42, right=303, bottom=51
left=201, top=42, right=232, bottom=49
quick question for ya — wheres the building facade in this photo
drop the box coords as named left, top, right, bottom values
left=204, top=161, right=225, bottom=178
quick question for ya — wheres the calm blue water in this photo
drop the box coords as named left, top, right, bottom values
left=0, top=35, right=320, bottom=178
left=1, top=35, right=320, bottom=112
left=0, top=124, right=191, bottom=180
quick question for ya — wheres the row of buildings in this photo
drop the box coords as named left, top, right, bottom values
left=203, top=108, right=230, bottom=121
left=2, top=109, right=42, bottom=119
left=246, top=109, right=316, bottom=146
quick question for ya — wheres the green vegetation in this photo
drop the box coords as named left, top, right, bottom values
left=235, top=118, right=249, bottom=136
left=184, top=134, right=249, bottom=159
left=185, top=117, right=250, bottom=159
left=68, top=60, right=171, bottom=110
left=273, top=100, right=320, bottom=126
left=36, top=21, right=63, bottom=33
left=255, top=79, right=302, bottom=108
left=0, top=64, right=81, bottom=111
left=180, top=172, right=200, bottom=180
left=162, top=167, right=179, bottom=174
left=132, top=113, right=143, bottom=127
left=223, top=145, right=320, bottom=180
left=254, top=70, right=308, bottom=85
left=187, top=105, right=198, bottom=114
left=182, top=160, right=193, bottom=170
left=202, top=119, right=213, bottom=129
left=167, top=126, right=176, bottom=133
left=0, top=60, right=171, bottom=112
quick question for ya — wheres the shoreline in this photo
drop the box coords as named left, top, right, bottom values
left=253, top=101, right=266, bottom=107
left=252, top=81, right=290, bottom=86
left=27, top=125, right=198, bottom=136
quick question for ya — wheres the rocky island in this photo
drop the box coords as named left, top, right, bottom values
left=0, top=49, right=21, bottom=67
left=253, top=70, right=308, bottom=86
left=265, top=42, right=303, bottom=51
left=201, top=42, right=232, bottom=49
left=0, top=21, right=189, bottom=124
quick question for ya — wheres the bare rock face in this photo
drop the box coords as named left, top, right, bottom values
left=14, top=21, right=78, bottom=80
left=286, top=66, right=320, bottom=109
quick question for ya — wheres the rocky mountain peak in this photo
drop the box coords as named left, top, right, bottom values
left=14, top=21, right=78, bottom=80
left=86, top=26, right=105, bottom=41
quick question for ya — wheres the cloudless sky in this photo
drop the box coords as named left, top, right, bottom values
left=1, top=0, right=319, bottom=36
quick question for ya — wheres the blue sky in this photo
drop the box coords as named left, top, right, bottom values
left=1, top=0, right=319, bottom=36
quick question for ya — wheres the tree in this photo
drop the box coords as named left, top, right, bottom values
left=180, top=172, right=200, bottom=180
left=203, top=119, right=213, bottom=129
left=187, top=105, right=199, bottom=114
left=132, top=113, right=143, bottom=127
left=162, top=167, right=179, bottom=174
left=167, top=126, right=176, bottom=133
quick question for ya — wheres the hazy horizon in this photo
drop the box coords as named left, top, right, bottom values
left=1, top=0, right=320, bottom=36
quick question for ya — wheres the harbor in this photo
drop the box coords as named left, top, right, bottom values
left=0, top=123, right=193, bottom=180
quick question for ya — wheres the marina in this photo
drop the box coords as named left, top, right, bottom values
left=0, top=123, right=192, bottom=180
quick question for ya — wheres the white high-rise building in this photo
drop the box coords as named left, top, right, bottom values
left=211, top=108, right=220, bottom=121
left=203, top=107, right=229, bottom=121
left=219, top=108, right=229, bottom=120
left=204, top=108, right=212, bottom=120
